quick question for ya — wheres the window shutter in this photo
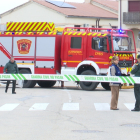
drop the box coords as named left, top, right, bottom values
left=129, top=1, right=140, bottom=12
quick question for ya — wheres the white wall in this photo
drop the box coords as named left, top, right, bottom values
left=1, top=2, right=66, bottom=23
left=66, top=17, right=118, bottom=28
left=118, top=0, right=140, bottom=51
left=119, top=0, right=140, bottom=29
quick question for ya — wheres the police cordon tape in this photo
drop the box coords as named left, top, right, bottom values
left=0, top=74, right=140, bottom=84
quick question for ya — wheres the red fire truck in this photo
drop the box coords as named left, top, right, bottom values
left=0, top=22, right=136, bottom=90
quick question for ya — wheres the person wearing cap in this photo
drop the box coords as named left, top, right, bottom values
left=131, top=54, right=140, bottom=111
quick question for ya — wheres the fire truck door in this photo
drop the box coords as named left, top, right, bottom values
left=87, top=36, right=110, bottom=68
left=66, top=36, right=84, bottom=67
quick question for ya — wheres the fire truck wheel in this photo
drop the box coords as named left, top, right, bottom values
left=101, top=82, right=111, bottom=90
left=79, top=70, right=99, bottom=91
left=19, top=69, right=36, bottom=88
left=37, top=81, right=56, bottom=88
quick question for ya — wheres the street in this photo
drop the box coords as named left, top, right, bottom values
left=0, top=82, right=140, bottom=140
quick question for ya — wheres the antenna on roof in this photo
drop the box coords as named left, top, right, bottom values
left=61, top=0, right=65, bottom=7
left=109, top=23, right=113, bottom=29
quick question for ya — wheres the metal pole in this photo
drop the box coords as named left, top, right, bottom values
left=120, top=0, right=122, bottom=29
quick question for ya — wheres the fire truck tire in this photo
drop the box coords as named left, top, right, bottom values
left=19, top=69, right=36, bottom=88
left=37, top=81, right=56, bottom=88
left=101, top=82, right=111, bottom=90
left=79, top=70, right=99, bottom=91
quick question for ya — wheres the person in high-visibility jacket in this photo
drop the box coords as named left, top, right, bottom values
left=131, top=54, right=140, bottom=111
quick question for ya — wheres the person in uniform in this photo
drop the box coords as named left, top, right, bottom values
left=3, top=57, right=19, bottom=94
left=131, top=54, right=140, bottom=111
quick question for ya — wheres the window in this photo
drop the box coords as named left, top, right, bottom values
left=71, top=37, right=82, bottom=49
left=129, top=1, right=140, bottom=12
left=92, top=37, right=107, bottom=52
left=113, top=37, right=132, bottom=51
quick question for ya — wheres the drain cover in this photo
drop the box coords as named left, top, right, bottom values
left=121, top=124, right=140, bottom=127
left=72, top=130, right=103, bottom=133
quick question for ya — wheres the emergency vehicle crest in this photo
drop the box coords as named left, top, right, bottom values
left=17, top=39, right=32, bottom=54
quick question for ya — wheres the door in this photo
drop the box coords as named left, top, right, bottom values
left=66, top=36, right=84, bottom=67
left=87, top=36, right=110, bottom=68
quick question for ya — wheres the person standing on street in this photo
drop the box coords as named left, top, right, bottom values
left=3, top=57, right=19, bottom=94
left=131, top=54, right=140, bottom=111
left=110, top=56, right=121, bottom=110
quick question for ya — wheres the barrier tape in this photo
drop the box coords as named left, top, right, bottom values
left=0, top=74, right=140, bottom=84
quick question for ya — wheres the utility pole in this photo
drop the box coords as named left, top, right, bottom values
left=120, top=0, right=122, bottom=29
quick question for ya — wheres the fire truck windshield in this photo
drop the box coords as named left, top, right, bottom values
left=113, top=37, right=132, bottom=52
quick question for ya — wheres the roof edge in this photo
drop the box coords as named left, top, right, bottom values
left=91, top=1, right=118, bottom=15
left=33, top=1, right=67, bottom=16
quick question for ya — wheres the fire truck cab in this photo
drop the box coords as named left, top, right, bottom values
left=61, top=27, right=136, bottom=90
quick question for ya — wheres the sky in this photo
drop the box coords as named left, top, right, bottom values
left=0, top=0, right=85, bottom=14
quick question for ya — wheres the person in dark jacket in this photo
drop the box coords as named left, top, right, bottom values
left=110, top=56, right=121, bottom=110
left=131, top=54, right=140, bottom=111
left=3, top=57, right=19, bottom=94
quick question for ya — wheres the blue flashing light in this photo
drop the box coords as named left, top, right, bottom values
left=119, top=29, right=122, bottom=33
left=12, top=32, right=14, bottom=35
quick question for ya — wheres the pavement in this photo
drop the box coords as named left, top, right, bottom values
left=0, top=82, right=139, bottom=140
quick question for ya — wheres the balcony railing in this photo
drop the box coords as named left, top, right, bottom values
left=123, top=12, right=140, bottom=24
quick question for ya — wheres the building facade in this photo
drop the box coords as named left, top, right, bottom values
left=0, top=0, right=118, bottom=31
left=119, top=0, right=140, bottom=51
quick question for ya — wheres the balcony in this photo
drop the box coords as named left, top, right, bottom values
left=123, top=12, right=140, bottom=24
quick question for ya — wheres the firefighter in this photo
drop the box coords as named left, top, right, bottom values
left=131, top=54, right=140, bottom=111
left=110, top=56, right=121, bottom=110
left=3, top=57, right=19, bottom=94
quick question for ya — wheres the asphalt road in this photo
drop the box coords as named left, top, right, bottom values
left=0, top=82, right=139, bottom=140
